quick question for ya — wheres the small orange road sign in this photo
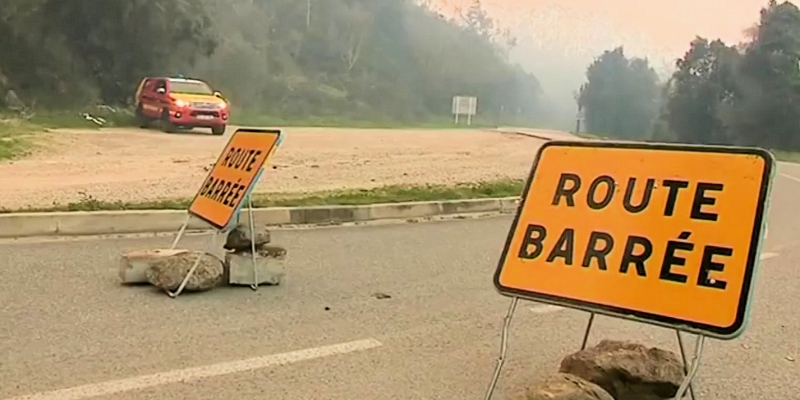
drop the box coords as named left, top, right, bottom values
left=493, top=141, right=774, bottom=339
left=189, top=128, right=282, bottom=230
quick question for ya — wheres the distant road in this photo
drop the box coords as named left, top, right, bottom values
left=1, top=164, right=800, bottom=400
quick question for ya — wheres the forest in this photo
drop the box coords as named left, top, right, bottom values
left=578, top=0, right=800, bottom=150
left=0, top=0, right=542, bottom=125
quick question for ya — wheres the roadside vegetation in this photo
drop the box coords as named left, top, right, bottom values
left=0, top=1, right=542, bottom=132
left=0, top=179, right=525, bottom=213
left=577, top=1, right=800, bottom=154
left=0, top=118, right=36, bottom=160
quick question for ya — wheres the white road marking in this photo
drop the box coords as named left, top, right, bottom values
left=529, top=304, right=565, bottom=314
left=760, top=252, right=779, bottom=261
left=780, top=172, right=800, bottom=183
left=4, top=338, right=383, bottom=400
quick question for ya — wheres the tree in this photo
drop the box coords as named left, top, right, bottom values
left=577, top=47, right=661, bottom=140
left=661, top=38, right=741, bottom=144
left=0, top=0, right=541, bottom=124
left=727, top=0, right=800, bottom=149
left=0, top=0, right=216, bottom=105
left=457, top=0, right=517, bottom=56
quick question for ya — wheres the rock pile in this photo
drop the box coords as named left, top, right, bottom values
left=509, top=373, right=613, bottom=400
left=508, top=340, right=686, bottom=400
left=145, top=250, right=224, bottom=292
left=119, top=224, right=286, bottom=294
left=223, top=225, right=286, bottom=287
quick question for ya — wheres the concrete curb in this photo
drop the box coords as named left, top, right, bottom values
left=0, top=197, right=521, bottom=239
left=494, top=128, right=553, bottom=141
left=495, top=127, right=584, bottom=141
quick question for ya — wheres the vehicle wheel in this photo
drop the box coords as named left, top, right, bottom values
left=211, top=125, right=226, bottom=135
left=135, top=105, right=149, bottom=129
left=160, top=110, right=177, bottom=133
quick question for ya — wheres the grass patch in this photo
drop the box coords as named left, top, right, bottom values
left=771, top=150, right=800, bottom=163
left=228, top=112, right=499, bottom=129
left=15, top=107, right=501, bottom=130
left=574, top=132, right=601, bottom=140
left=26, top=107, right=136, bottom=129
left=0, top=119, right=41, bottom=160
left=0, top=134, right=30, bottom=160
left=6, top=107, right=551, bottom=131
left=1, top=180, right=524, bottom=213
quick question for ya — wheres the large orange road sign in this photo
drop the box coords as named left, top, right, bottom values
left=189, top=128, right=282, bottom=230
left=494, top=141, right=775, bottom=339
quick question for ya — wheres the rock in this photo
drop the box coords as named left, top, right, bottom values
left=145, top=251, right=225, bottom=292
left=509, top=373, right=614, bottom=400
left=4, top=90, right=24, bottom=110
left=225, top=245, right=286, bottom=286
left=224, top=224, right=270, bottom=251
left=119, top=249, right=190, bottom=284
left=257, top=245, right=287, bottom=258
left=559, top=340, right=685, bottom=400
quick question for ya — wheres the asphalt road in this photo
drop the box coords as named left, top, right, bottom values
left=2, top=163, right=800, bottom=400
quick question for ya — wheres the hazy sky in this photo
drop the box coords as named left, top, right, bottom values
left=437, top=0, right=769, bottom=60
left=429, top=0, right=774, bottom=130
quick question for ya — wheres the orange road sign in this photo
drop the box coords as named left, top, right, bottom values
left=189, top=128, right=282, bottom=230
left=493, top=141, right=774, bottom=339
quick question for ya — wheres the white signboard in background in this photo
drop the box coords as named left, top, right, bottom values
left=452, top=96, right=478, bottom=125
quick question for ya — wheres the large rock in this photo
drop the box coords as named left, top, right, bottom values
left=145, top=251, right=225, bottom=292
left=119, top=249, right=190, bottom=284
left=559, top=340, right=684, bottom=400
left=4, top=90, right=24, bottom=110
left=225, top=245, right=286, bottom=286
left=509, top=373, right=614, bottom=400
left=224, top=224, right=270, bottom=251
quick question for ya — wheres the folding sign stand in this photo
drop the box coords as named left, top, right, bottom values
left=482, top=302, right=704, bottom=400
left=165, top=192, right=262, bottom=298
left=159, top=128, right=283, bottom=299
left=482, top=141, right=774, bottom=400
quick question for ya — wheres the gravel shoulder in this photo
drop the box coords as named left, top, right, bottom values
left=0, top=126, right=551, bottom=209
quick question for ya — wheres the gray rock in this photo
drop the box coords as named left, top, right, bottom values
left=257, top=245, right=287, bottom=258
left=225, top=245, right=287, bottom=286
left=145, top=251, right=224, bottom=292
left=224, top=224, right=270, bottom=251
left=4, top=90, right=24, bottom=110
left=509, top=373, right=614, bottom=400
left=559, top=340, right=685, bottom=400
left=119, top=248, right=190, bottom=284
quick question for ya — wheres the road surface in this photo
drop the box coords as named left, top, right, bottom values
left=1, top=164, right=800, bottom=400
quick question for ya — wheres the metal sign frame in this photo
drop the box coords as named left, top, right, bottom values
left=493, top=140, right=774, bottom=339
left=166, top=128, right=284, bottom=298
left=452, top=96, right=477, bottom=125
left=483, top=140, right=775, bottom=400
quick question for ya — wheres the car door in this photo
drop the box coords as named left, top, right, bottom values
left=142, top=79, right=168, bottom=117
left=138, top=79, right=157, bottom=117
left=134, top=79, right=149, bottom=107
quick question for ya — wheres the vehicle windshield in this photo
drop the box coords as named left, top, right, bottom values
left=169, top=80, right=213, bottom=95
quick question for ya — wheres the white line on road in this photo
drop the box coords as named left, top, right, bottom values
left=780, top=172, right=800, bottom=183
left=4, top=338, right=383, bottom=400
left=529, top=304, right=565, bottom=314
left=760, top=252, right=779, bottom=261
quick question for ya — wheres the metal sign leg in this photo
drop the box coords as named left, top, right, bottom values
left=247, top=195, right=259, bottom=291
left=672, top=334, right=705, bottom=400
left=581, top=312, right=596, bottom=350
left=167, top=232, right=218, bottom=298
left=170, top=214, right=191, bottom=250
left=483, top=297, right=519, bottom=400
left=675, top=330, right=696, bottom=400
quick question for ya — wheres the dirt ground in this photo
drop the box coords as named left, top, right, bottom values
left=0, top=126, right=561, bottom=209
